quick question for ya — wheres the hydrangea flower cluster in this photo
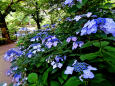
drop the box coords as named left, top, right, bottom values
left=4, top=48, right=22, bottom=61
left=80, top=18, right=115, bottom=37
left=46, top=55, right=66, bottom=69
left=30, top=36, right=41, bottom=42
left=43, top=35, right=61, bottom=48
left=66, top=36, right=84, bottom=50
left=64, top=0, right=82, bottom=6
left=64, top=60, right=97, bottom=81
left=26, top=43, right=44, bottom=58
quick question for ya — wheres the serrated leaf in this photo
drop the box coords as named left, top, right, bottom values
left=80, top=51, right=100, bottom=61
left=63, top=76, right=82, bottom=86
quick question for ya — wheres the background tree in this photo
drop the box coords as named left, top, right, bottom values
left=0, top=0, right=24, bottom=42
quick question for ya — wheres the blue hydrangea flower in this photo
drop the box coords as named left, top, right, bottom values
left=64, top=0, right=73, bottom=5
left=26, top=52, right=33, bottom=58
left=79, top=65, right=97, bottom=81
left=55, top=55, right=66, bottom=62
left=73, top=62, right=88, bottom=72
left=12, top=73, right=21, bottom=82
left=66, top=17, right=72, bottom=21
left=101, top=18, right=115, bottom=37
left=6, top=70, right=12, bottom=76
left=80, top=19, right=98, bottom=36
left=4, top=48, right=22, bottom=61
left=30, top=36, right=41, bottom=42
left=72, top=42, right=78, bottom=50
left=43, top=36, right=61, bottom=48
left=86, top=12, right=92, bottom=18
left=74, top=16, right=82, bottom=21
left=51, top=61, right=63, bottom=69
left=42, top=24, right=49, bottom=27
left=64, top=66, right=74, bottom=74
left=72, top=41, right=84, bottom=50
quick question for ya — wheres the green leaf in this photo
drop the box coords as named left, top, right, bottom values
left=42, top=67, right=52, bottom=85
left=91, top=73, right=105, bottom=84
left=93, top=41, right=109, bottom=47
left=80, top=51, right=100, bottom=61
left=58, top=77, right=64, bottom=84
left=28, top=73, right=38, bottom=84
left=81, top=41, right=94, bottom=48
left=90, top=73, right=112, bottom=86
left=61, top=72, right=68, bottom=80
left=50, top=81, right=60, bottom=86
left=63, top=76, right=82, bottom=86
left=36, top=63, right=42, bottom=68
left=104, top=46, right=115, bottom=52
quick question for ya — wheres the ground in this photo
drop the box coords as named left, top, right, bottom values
left=0, top=43, right=16, bottom=85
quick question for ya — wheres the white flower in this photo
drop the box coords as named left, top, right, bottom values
left=27, top=53, right=32, bottom=58
left=58, top=63, right=63, bottom=68
left=53, top=41, right=58, bottom=47
left=79, top=75, right=83, bottom=82
left=30, top=38, right=35, bottom=42
left=74, top=16, right=81, bottom=21
left=77, top=0, right=82, bottom=3
left=86, top=12, right=92, bottom=18
left=32, top=50, right=37, bottom=54
left=33, top=46, right=38, bottom=49
left=87, top=65, right=97, bottom=71
left=82, top=70, right=94, bottom=79
left=64, top=66, right=74, bottom=74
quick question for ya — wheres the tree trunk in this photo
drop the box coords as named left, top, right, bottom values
left=35, top=2, right=41, bottom=29
left=0, top=18, right=11, bottom=43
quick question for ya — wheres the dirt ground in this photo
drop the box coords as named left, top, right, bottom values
left=0, top=43, right=16, bottom=85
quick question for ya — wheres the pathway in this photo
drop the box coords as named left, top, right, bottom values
left=0, top=43, right=16, bottom=85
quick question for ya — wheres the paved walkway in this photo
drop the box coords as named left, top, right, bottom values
left=0, top=43, right=16, bottom=85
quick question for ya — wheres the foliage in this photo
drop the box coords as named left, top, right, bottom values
left=4, top=0, right=115, bottom=86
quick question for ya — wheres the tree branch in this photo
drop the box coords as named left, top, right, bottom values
left=3, top=0, right=24, bottom=17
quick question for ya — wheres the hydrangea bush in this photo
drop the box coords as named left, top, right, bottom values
left=4, top=0, right=115, bottom=86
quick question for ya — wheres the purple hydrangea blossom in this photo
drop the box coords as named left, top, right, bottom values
left=72, top=42, right=78, bottom=50
left=66, top=36, right=77, bottom=43
left=72, top=41, right=84, bottom=50
left=55, top=55, right=66, bottom=62
left=43, top=36, right=61, bottom=48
